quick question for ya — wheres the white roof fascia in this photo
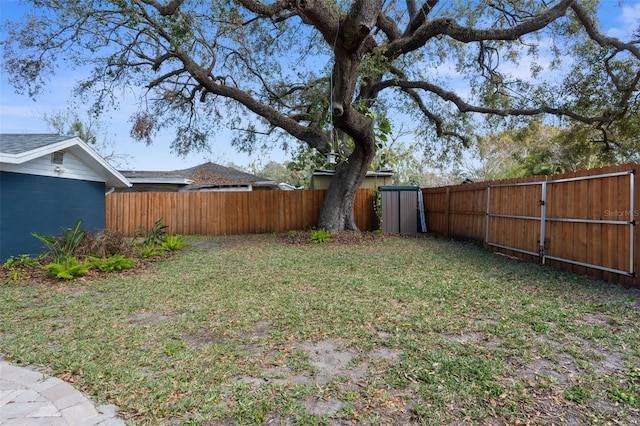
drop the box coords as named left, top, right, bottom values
left=128, top=178, right=194, bottom=185
left=365, top=171, right=394, bottom=177
left=253, top=180, right=278, bottom=186
left=0, top=136, right=131, bottom=188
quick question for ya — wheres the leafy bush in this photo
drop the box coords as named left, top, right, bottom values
left=3, top=254, right=39, bottom=269
left=309, top=228, right=331, bottom=243
left=32, top=219, right=85, bottom=262
left=89, top=254, right=136, bottom=272
left=2, top=255, right=40, bottom=281
left=135, top=243, right=162, bottom=258
left=134, top=217, right=168, bottom=247
left=45, top=257, right=90, bottom=280
left=161, top=235, right=186, bottom=251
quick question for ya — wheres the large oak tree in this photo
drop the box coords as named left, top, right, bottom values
left=3, top=0, right=639, bottom=231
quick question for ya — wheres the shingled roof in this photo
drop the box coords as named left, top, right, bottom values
left=0, top=134, right=72, bottom=155
left=120, top=162, right=277, bottom=190
left=0, top=133, right=130, bottom=188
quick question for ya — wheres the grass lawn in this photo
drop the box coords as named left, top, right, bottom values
left=1, top=234, right=639, bottom=425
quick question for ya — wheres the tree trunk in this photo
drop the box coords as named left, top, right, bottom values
left=315, top=0, right=382, bottom=232
left=317, top=132, right=376, bottom=232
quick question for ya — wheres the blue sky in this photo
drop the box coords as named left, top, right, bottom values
left=1, top=0, right=638, bottom=171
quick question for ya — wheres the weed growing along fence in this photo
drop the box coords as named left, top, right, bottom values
left=106, top=188, right=377, bottom=237
left=422, top=162, right=640, bottom=288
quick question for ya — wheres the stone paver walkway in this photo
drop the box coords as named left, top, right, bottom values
left=0, top=360, right=125, bottom=425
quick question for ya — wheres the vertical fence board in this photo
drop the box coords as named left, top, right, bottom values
left=588, top=172, right=603, bottom=281
left=566, top=177, right=577, bottom=274
left=602, top=176, right=618, bottom=281
left=546, top=179, right=560, bottom=269
left=573, top=175, right=587, bottom=276
left=504, top=185, right=515, bottom=253
left=618, top=175, right=631, bottom=276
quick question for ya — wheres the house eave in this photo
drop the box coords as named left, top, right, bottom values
left=127, top=177, right=195, bottom=185
left=0, top=136, right=131, bottom=188
left=253, top=180, right=279, bottom=187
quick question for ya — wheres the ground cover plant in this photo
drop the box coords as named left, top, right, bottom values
left=3, top=218, right=182, bottom=283
left=1, top=234, right=639, bottom=425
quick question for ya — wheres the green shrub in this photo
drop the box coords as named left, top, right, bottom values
left=2, top=255, right=40, bottom=281
left=32, top=219, right=85, bottom=262
left=45, top=257, right=90, bottom=280
left=135, top=243, right=162, bottom=258
left=161, top=234, right=186, bottom=251
left=309, top=228, right=331, bottom=243
left=3, top=254, right=39, bottom=269
left=134, top=217, right=168, bottom=247
left=89, top=254, right=136, bottom=272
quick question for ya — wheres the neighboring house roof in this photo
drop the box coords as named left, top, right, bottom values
left=0, top=134, right=130, bottom=188
left=120, top=162, right=278, bottom=190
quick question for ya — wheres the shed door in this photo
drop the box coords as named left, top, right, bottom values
left=381, top=188, right=418, bottom=234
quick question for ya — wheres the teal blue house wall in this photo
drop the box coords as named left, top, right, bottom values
left=0, top=172, right=107, bottom=261
left=0, top=134, right=130, bottom=263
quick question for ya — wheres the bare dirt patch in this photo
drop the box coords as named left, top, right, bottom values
left=127, top=312, right=172, bottom=325
left=233, top=337, right=411, bottom=421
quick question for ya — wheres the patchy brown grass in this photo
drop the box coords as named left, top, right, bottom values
left=1, top=234, right=639, bottom=425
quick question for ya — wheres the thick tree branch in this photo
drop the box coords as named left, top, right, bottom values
left=402, top=0, right=439, bottom=38
left=387, top=0, right=574, bottom=57
left=400, top=86, right=470, bottom=146
left=376, top=13, right=402, bottom=41
left=175, top=49, right=330, bottom=152
left=293, top=0, right=340, bottom=47
left=380, top=79, right=617, bottom=125
left=406, top=0, right=418, bottom=18
left=329, top=0, right=382, bottom=117
left=147, top=68, right=185, bottom=88
left=138, top=0, right=185, bottom=15
left=236, top=0, right=293, bottom=17
left=341, top=0, right=383, bottom=50
left=571, top=1, right=640, bottom=60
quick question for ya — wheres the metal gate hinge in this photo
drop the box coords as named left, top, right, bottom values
left=539, top=200, right=546, bottom=206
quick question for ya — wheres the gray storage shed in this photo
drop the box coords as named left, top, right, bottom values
left=380, top=186, right=426, bottom=234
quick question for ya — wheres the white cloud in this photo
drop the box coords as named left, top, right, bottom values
left=605, top=2, right=640, bottom=39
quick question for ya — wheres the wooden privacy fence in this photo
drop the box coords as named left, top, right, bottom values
left=422, top=162, right=640, bottom=288
left=106, top=188, right=376, bottom=237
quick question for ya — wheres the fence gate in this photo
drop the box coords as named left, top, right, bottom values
left=485, top=170, right=635, bottom=276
